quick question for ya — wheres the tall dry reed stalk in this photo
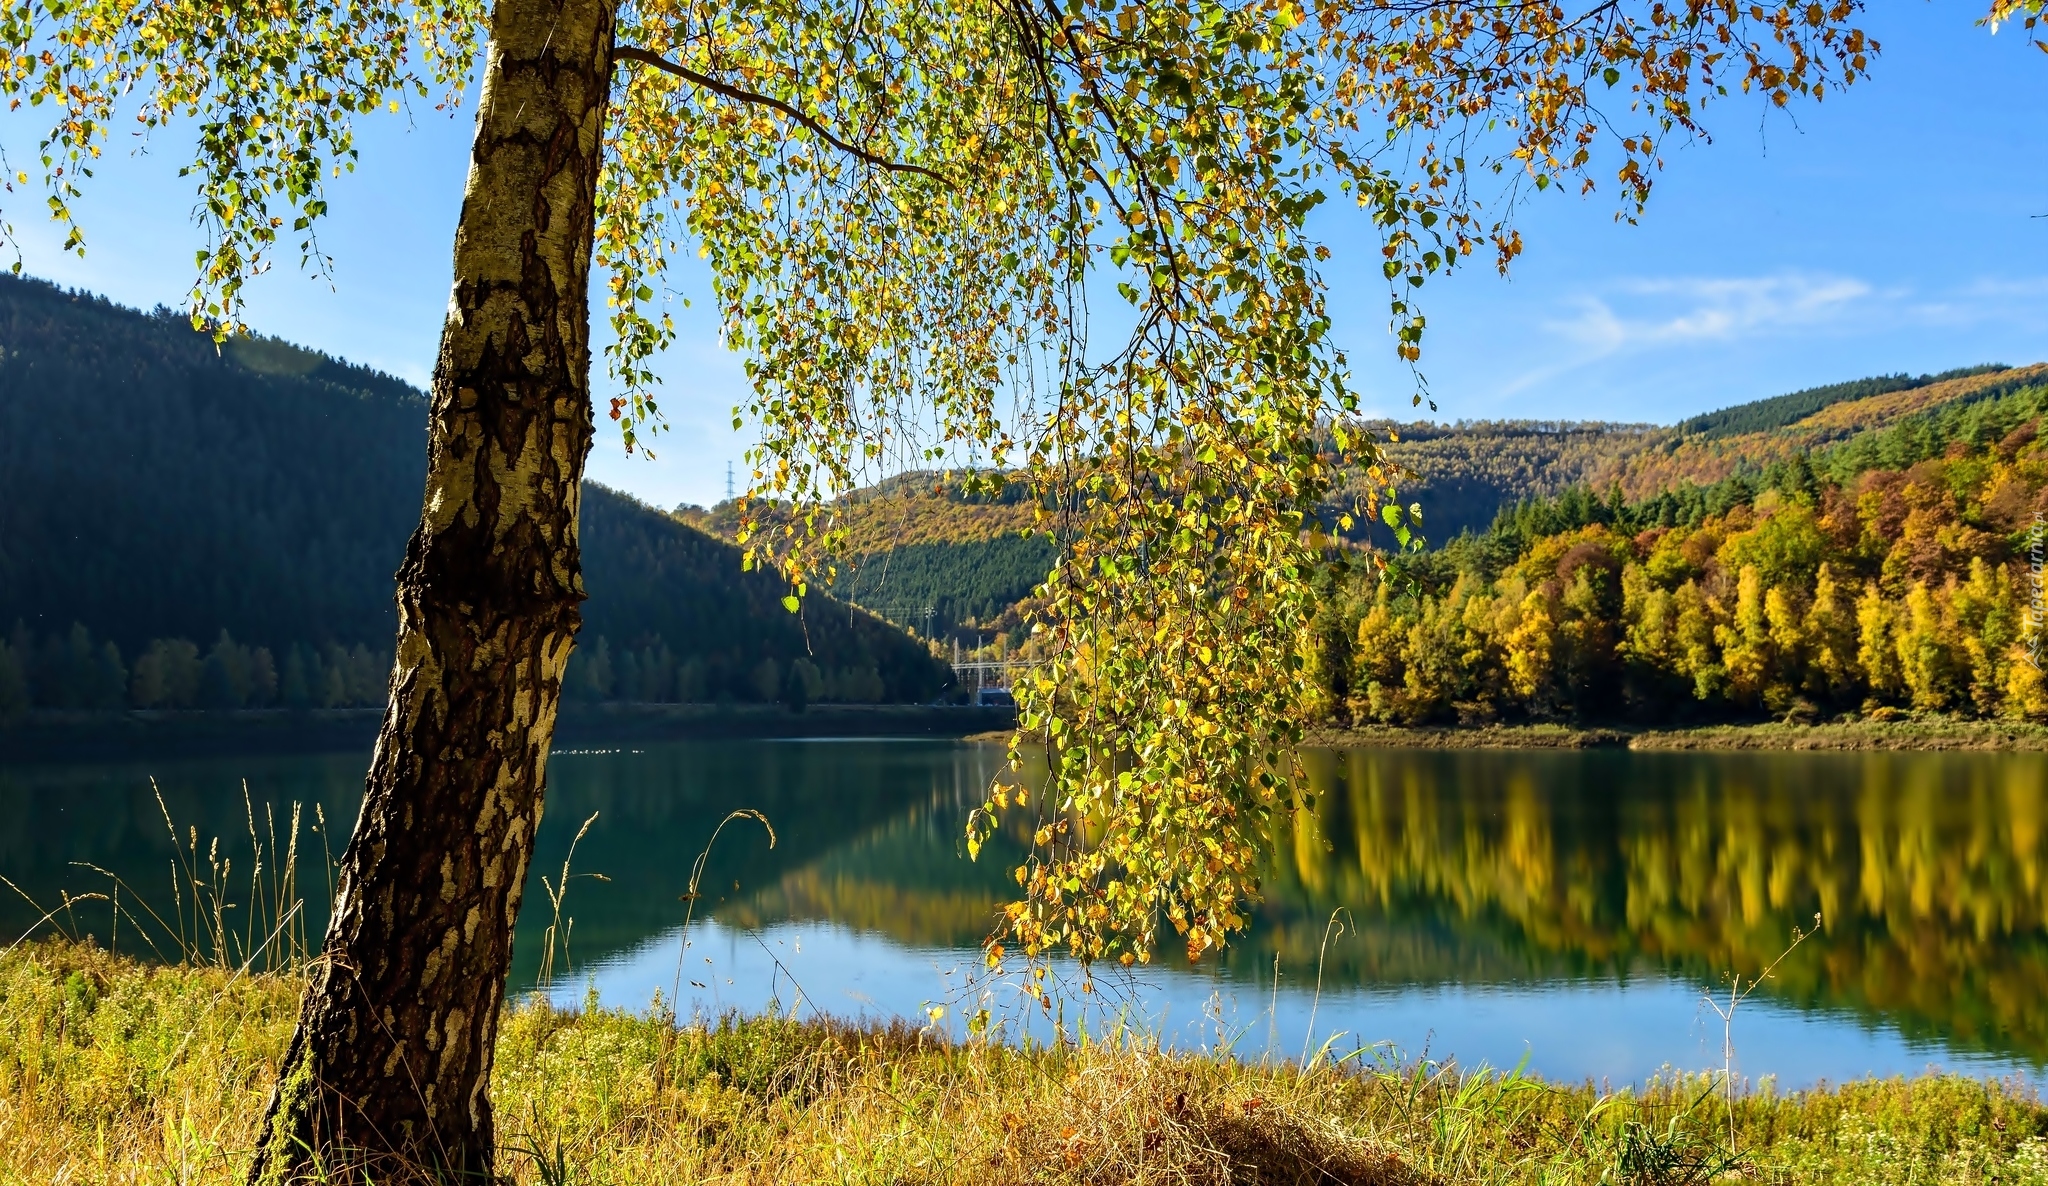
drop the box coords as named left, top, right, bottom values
left=534, top=810, right=607, bottom=992
left=4, top=778, right=319, bottom=974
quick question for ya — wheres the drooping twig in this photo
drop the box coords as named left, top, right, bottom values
left=613, top=46, right=942, bottom=182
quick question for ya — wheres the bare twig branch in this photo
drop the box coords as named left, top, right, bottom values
left=613, top=45, right=942, bottom=181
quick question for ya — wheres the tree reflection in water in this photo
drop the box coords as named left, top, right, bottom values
left=709, top=746, right=2048, bottom=1066
left=5, top=741, right=2043, bottom=1066
left=1242, top=749, right=2048, bottom=1064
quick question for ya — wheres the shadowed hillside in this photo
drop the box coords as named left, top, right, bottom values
left=0, top=274, right=947, bottom=710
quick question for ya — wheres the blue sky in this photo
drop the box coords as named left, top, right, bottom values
left=7, top=3, right=2043, bottom=509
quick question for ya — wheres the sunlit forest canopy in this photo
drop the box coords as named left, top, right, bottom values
left=1675, top=365, right=2011, bottom=440
left=1311, top=372, right=2048, bottom=726
left=1337, top=365, right=2040, bottom=550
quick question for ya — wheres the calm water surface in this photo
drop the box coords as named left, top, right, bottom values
left=4, top=739, right=2045, bottom=1087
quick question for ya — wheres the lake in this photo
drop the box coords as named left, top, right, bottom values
left=4, top=737, right=2044, bottom=1088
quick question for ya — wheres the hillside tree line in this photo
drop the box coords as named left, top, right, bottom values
left=1313, top=383, right=2048, bottom=725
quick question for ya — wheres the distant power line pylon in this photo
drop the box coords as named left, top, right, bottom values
left=725, top=461, right=734, bottom=502
left=863, top=603, right=937, bottom=637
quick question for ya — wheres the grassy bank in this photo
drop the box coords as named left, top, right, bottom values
left=1305, top=717, right=2048, bottom=753
left=4, top=943, right=2047, bottom=1183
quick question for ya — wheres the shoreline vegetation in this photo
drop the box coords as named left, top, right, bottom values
left=967, top=715, right=2048, bottom=751
left=1304, top=716, right=2048, bottom=752
left=3, top=942, right=2046, bottom=1184
left=7, top=705, right=2043, bottom=762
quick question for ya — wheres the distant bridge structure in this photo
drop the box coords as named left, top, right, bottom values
left=853, top=603, right=1028, bottom=707
left=952, top=659, right=1029, bottom=707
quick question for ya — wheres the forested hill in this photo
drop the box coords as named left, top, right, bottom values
left=1314, top=372, right=2048, bottom=726
left=688, top=474, right=1057, bottom=653
left=0, top=274, right=946, bottom=711
left=1346, top=364, right=2044, bottom=548
left=716, top=364, right=2048, bottom=663
left=1334, top=419, right=1660, bottom=544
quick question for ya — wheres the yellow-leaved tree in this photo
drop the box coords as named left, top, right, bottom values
left=0, top=0, right=1892, bottom=1177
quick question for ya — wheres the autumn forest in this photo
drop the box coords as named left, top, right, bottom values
left=1308, top=367, right=2048, bottom=728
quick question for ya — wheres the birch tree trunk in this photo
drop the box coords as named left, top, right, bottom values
left=249, top=0, right=614, bottom=1178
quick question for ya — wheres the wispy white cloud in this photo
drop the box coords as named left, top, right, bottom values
left=1900, top=276, right=2048, bottom=332
left=1547, top=273, right=1876, bottom=356
left=1477, top=273, right=1874, bottom=400
left=1467, top=269, right=2048, bottom=414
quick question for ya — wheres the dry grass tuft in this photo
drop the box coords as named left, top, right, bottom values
left=495, top=1004, right=1415, bottom=1184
